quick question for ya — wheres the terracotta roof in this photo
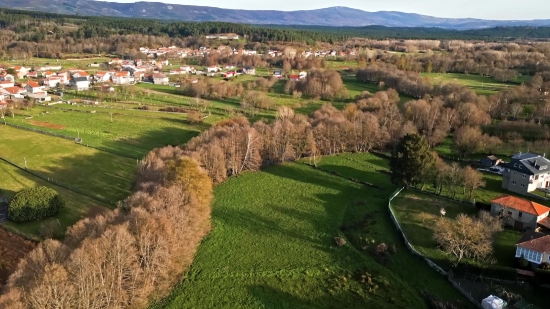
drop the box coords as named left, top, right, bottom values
left=26, top=81, right=40, bottom=88
left=0, top=81, right=13, bottom=84
left=492, top=195, right=550, bottom=216
left=2, top=87, right=23, bottom=94
left=76, top=71, right=89, bottom=76
left=517, top=230, right=550, bottom=253
left=114, top=72, right=128, bottom=77
left=289, top=75, right=300, bottom=79
left=44, top=71, right=54, bottom=75
left=538, top=217, right=550, bottom=229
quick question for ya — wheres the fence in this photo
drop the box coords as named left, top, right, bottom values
left=3, top=122, right=139, bottom=160
left=388, top=188, right=488, bottom=308
left=0, top=155, right=115, bottom=207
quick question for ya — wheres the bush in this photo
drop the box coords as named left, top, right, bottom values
left=540, top=262, right=550, bottom=271
left=334, top=237, right=346, bottom=247
left=453, top=260, right=517, bottom=281
left=8, top=187, right=64, bottom=222
left=518, top=256, right=529, bottom=269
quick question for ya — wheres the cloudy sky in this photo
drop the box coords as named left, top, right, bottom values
left=99, top=0, right=549, bottom=20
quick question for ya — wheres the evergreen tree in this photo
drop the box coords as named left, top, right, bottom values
left=390, top=133, right=435, bottom=188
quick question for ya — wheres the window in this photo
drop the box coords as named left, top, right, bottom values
left=512, top=181, right=516, bottom=185
left=508, top=211, right=513, bottom=216
left=521, top=184, right=525, bottom=188
left=519, top=212, right=523, bottom=218
left=516, top=247, right=543, bottom=263
left=536, top=175, right=540, bottom=180
left=514, top=163, right=518, bottom=167
left=522, top=174, right=526, bottom=178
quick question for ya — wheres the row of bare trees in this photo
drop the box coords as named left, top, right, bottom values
left=0, top=149, right=213, bottom=308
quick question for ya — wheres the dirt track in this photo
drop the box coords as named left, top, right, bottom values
left=29, top=120, right=66, bottom=130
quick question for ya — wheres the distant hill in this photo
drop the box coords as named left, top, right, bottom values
left=1, top=1, right=550, bottom=29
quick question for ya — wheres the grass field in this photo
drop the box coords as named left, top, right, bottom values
left=154, top=155, right=468, bottom=309
left=0, top=125, right=136, bottom=237
left=421, top=73, right=531, bottom=95
left=5, top=105, right=204, bottom=158
left=392, top=191, right=479, bottom=268
left=0, top=124, right=136, bottom=198
left=0, top=160, right=110, bottom=239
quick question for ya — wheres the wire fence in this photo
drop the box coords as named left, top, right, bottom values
left=388, top=188, right=486, bottom=308
left=0, top=154, right=115, bottom=207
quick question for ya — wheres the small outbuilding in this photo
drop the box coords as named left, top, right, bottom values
left=481, top=155, right=502, bottom=167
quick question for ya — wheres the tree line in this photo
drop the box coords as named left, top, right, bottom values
left=0, top=150, right=213, bottom=308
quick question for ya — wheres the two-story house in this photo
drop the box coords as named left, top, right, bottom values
left=153, top=73, right=169, bottom=85
left=25, top=81, right=44, bottom=94
left=501, top=152, right=550, bottom=195
left=69, top=77, right=90, bottom=91
left=491, top=195, right=550, bottom=230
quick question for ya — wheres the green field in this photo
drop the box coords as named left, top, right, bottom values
left=154, top=155, right=467, bottom=309
left=0, top=160, right=109, bottom=238
left=391, top=191, right=479, bottom=268
left=0, top=125, right=135, bottom=202
left=421, top=73, right=530, bottom=95
left=5, top=105, right=204, bottom=158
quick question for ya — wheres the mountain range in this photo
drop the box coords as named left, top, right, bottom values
left=1, top=0, right=550, bottom=29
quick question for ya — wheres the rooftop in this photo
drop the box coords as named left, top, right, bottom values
left=517, top=230, right=550, bottom=253
left=491, top=195, right=550, bottom=216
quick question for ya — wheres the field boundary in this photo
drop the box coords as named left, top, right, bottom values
left=0, top=155, right=114, bottom=206
left=388, top=188, right=483, bottom=309
left=2, top=123, right=139, bottom=160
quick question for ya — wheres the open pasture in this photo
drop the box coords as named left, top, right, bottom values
left=421, top=73, right=530, bottom=95
left=6, top=105, right=204, bottom=158
left=155, top=157, right=466, bottom=308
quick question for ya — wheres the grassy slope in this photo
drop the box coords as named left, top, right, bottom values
left=155, top=156, right=466, bottom=309
left=421, top=73, right=530, bottom=95
left=0, top=125, right=135, bottom=202
left=6, top=106, right=203, bottom=158
left=0, top=160, right=109, bottom=238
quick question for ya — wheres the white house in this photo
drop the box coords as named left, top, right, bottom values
left=112, top=71, right=134, bottom=85
left=72, top=71, right=90, bottom=80
left=0, top=87, right=25, bottom=98
left=25, top=81, right=44, bottom=94
left=44, top=76, right=64, bottom=88
left=0, top=73, right=14, bottom=82
left=69, top=77, right=90, bottom=91
left=0, top=81, right=15, bottom=88
left=207, top=66, right=220, bottom=73
left=153, top=73, right=169, bottom=85
left=26, top=92, right=52, bottom=102
left=13, top=66, right=29, bottom=79
left=94, top=71, right=112, bottom=83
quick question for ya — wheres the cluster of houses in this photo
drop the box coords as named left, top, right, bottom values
left=481, top=152, right=550, bottom=266
left=136, top=44, right=355, bottom=60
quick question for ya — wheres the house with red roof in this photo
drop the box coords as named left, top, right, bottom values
left=25, top=81, right=44, bottom=94
left=516, top=230, right=550, bottom=264
left=0, top=80, right=14, bottom=89
left=26, top=71, right=39, bottom=78
left=12, top=66, right=29, bottom=79
left=491, top=195, right=550, bottom=230
left=289, top=74, right=300, bottom=82
left=112, top=71, right=134, bottom=85
left=0, top=86, right=25, bottom=98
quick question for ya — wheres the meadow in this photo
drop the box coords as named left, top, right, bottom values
left=421, top=73, right=530, bottom=95
left=5, top=105, right=205, bottom=158
left=154, top=155, right=468, bottom=309
left=0, top=125, right=136, bottom=237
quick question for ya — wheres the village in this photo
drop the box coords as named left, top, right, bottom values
left=0, top=43, right=336, bottom=107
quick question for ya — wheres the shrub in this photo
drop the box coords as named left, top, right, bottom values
left=334, top=237, right=346, bottom=247
left=8, top=187, right=64, bottom=222
left=540, top=262, right=550, bottom=271
left=39, top=220, right=62, bottom=239
left=376, top=243, right=388, bottom=254
left=518, top=256, right=529, bottom=268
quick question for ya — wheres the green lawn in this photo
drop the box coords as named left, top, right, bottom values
left=0, top=160, right=110, bottom=239
left=391, top=191, right=479, bottom=269
left=421, top=73, right=530, bottom=95
left=6, top=105, right=204, bottom=158
left=493, top=229, right=523, bottom=267
left=0, top=125, right=135, bottom=203
left=154, top=156, right=468, bottom=309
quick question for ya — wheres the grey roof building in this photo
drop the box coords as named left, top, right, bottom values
left=502, top=152, right=550, bottom=195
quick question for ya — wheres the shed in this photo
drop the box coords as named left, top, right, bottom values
left=481, top=155, right=502, bottom=167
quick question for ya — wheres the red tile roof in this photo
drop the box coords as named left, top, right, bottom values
left=26, top=81, right=40, bottom=88
left=492, top=195, right=550, bottom=216
left=2, top=87, right=23, bottom=94
left=517, top=230, right=550, bottom=253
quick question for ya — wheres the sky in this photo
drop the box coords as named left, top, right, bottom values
left=98, top=0, right=550, bottom=20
